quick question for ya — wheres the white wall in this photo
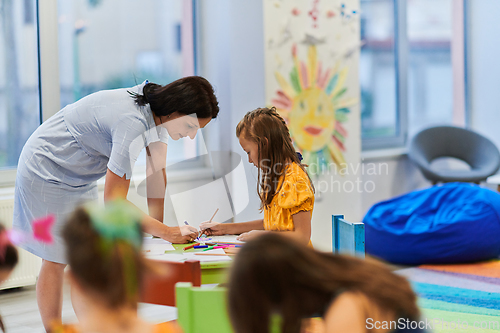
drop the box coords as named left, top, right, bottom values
left=197, top=0, right=265, bottom=225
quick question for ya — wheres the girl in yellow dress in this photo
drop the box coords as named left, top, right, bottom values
left=51, top=201, right=181, bottom=333
left=201, top=107, right=315, bottom=245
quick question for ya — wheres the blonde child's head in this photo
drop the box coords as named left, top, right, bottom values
left=236, top=107, right=312, bottom=209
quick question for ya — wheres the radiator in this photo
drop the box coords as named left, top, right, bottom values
left=0, top=195, right=41, bottom=290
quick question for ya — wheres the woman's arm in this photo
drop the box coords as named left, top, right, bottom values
left=104, top=168, right=196, bottom=243
left=145, top=141, right=168, bottom=222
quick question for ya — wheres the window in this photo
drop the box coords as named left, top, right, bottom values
left=0, top=0, right=40, bottom=170
left=56, top=0, right=201, bottom=165
left=361, top=0, right=459, bottom=150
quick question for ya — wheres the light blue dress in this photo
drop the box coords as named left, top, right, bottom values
left=13, top=81, right=169, bottom=264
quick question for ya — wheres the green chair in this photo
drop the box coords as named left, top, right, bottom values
left=176, top=282, right=234, bottom=333
left=176, top=282, right=282, bottom=333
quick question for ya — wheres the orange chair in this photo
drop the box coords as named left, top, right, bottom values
left=141, top=259, right=202, bottom=306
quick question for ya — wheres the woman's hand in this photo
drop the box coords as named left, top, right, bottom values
left=163, top=225, right=199, bottom=244
left=199, top=221, right=225, bottom=236
left=236, top=230, right=268, bottom=242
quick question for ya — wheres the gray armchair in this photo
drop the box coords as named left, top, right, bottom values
left=409, top=126, right=500, bottom=184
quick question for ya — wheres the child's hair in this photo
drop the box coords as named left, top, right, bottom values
left=228, top=233, right=419, bottom=333
left=62, top=201, right=145, bottom=310
left=0, top=223, right=19, bottom=332
left=0, top=225, right=18, bottom=272
left=236, top=107, right=314, bottom=210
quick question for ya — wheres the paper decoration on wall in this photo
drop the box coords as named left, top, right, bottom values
left=277, top=20, right=293, bottom=47
left=301, top=34, right=326, bottom=46
left=271, top=44, right=357, bottom=169
left=340, top=2, right=358, bottom=27
left=330, top=40, right=366, bottom=60
left=308, top=0, right=320, bottom=28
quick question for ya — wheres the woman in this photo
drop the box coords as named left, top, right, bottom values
left=228, top=233, right=424, bottom=333
left=13, top=76, right=219, bottom=330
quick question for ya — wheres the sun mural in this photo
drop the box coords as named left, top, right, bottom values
left=271, top=44, right=357, bottom=171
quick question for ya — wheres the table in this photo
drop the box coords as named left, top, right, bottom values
left=171, top=244, right=232, bottom=284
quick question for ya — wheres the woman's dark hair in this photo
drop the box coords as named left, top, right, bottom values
left=236, top=107, right=314, bottom=210
left=130, top=76, right=219, bottom=120
left=228, top=233, right=419, bottom=333
left=0, top=223, right=18, bottom=332
left=62, top=205, right=145, bottom=310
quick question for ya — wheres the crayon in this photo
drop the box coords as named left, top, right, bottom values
left=183, top=242, right=200, bottom=251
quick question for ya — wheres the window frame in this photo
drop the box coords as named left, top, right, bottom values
left=361, top=0, right=467, bottom=151
left=0, top=0, right=208, bottom=188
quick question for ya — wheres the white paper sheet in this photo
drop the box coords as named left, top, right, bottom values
left=182, top=248, right=232, bottom=262
left=145, top=248, right=232, bottom=263
left=198, top=235, right=244, bottom=244
left=142, top=236, right=175, bottom=254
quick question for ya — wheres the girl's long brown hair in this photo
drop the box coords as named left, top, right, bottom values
left=236, top=107, right=314, bottom=210
left=228, top=233, right=419, bottom=333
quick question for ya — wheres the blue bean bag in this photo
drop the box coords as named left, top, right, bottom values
left=364, top=183, right=500, bottom=265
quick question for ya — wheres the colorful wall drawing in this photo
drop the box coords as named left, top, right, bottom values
left=272, top=44, right=357, bottom=168
left=264, top=0, right=360, bottom=172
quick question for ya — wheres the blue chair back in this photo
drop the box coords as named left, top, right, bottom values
left=332, top=215, right=365, bottom=258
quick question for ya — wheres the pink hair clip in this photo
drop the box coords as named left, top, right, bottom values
left=4, top=214, right=55, bottom=247
left=32, top=215, right=55, bottom=244
left=0, top=215, right=54, bottom=263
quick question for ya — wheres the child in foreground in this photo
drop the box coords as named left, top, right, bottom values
left=0, top=224, right=19, bottom=332
left=228, top=233, right=424, bottom=333
left=201, top=107, right=315, bottom=245
left=52, top=201, right=181, bottom=333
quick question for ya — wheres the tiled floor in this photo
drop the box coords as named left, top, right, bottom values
left=0, top=283, right=178, bottom=333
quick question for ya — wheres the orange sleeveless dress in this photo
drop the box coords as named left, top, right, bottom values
left=263, top=163, right=314, bottom=245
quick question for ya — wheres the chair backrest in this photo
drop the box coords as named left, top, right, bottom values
left=140, top=260, right=201, bottom=306
left=409, top=125, right=500, bottom=175
left=332, top=215, right=365, bottom=258
left=176, top=282, right=234, bottom=333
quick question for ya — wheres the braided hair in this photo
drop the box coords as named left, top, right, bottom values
left=236, top=107, right=314, bottom=210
